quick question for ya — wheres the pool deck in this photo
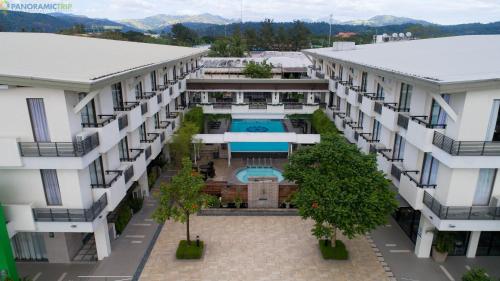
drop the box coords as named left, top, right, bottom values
left=212, top=158, right=292, bottom=185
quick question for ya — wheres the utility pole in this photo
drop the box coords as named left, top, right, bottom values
left=328, top=14, right=333, bottom=47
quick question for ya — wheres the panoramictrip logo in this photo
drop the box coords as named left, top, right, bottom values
left=1, top=1, right=72, bottom=12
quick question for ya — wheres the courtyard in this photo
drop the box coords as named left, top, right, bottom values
left=139, top=216, right=390, bottom=281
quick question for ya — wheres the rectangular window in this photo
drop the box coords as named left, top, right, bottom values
left=430, top=94, right=451, bottom=126
left=89, top=156, right=105, bottom=186
left=150, top=71, right=157, bottom=91
left=111, top=82, right=124, bottom=108
left=361, top=72, right=368, bottom=92
left=393, top=134, right=405, bottom=160
left=372, top=120, right=382, bottom=140
left=27, top=98, right=51, bottom=142
left=135, top=81, right=143, bottom=99
left=357, top=110, right=364, bottom=127
left=139, top=123, right=147, bottom=141
left=420, top=153, right=439, bottom=186
left=153, top=112, right=160, bottom=128
left=163, top=73, right=168, bottom=86
left=339, top=65, right=343, bottom=80
left=348, top=75, right=353, bottom=85
left=376, top=83, right=384, bottom=98
left=173, top=66, right=177, bottom=80
left=118, top=138, right=129, bottom=160
left=473, top=169, right=496, bottom=206
left=487, top=100, right=500, bottom=141
left=40, top=169, right=62, bottom=206
left=346, top=103, right=351, bottom=118
left=78, top=93, right=97, bottom=126
left=399, top=83, right=413, bottom=110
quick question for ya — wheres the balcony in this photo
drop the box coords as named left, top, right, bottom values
left=32, top=194, right=108, bottom=222
left=390, top=163, right=402, bottom=181
left=213, top=102, right=233, bottom=109
left=113, top=101, right=139, bottom=112
left=249, top=103, right=267, bottom=110
left=401, top=116, right=445, bottom=152
left=374, top=101, right=383, bottom=114
left=136, top=92, right=156, bottom=100
left=359, top=133, right=379, bottom=143
left=284, top=103, right=303, bottom=110
left=360, top=93, right=383, bottom=117
left=401, top=170, right=437, bottom=188
left=399, top=170, right=435, bottom=210
left=347, top=88, right=359, bottom=106
left=424, top=192, right=500, bottom=220
left=140, top=133, right=160, bottom=143
left=433, top=132, right=500, bottom=156
left=379, top=103, right=407, bottom=131
left=19, top=132, right=99, bottom=157
left=91, top=170, right=123, bottom=188
left=379, top=149, right=403, bottom=162
left=397, top=114, right=409, bottom=130
left=157, top=93, right=163, bottom=104
left=155, top=120, right=171, bottom=129
left=81, top=115, right=116, bottom=128
left=118, top=114, right=128, bottom=131
left=120, top=149, right=143, bottom=162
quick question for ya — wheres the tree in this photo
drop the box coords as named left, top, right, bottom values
left=153, top=158, right=208, bottom=244
left=290, top=20, right=311, bottom=50
left=284, top=133, right=397, bottom=247
left=242, top=60, right=273, bottom=78
left=260, top=19, right=275, bottom=50
left=276, top=26, right=289, bottom=51
left=171, top=23, right=198, bottom=46
left=208, top=27, right=247, bottom=57
left=244, top=28, right=258, bottom=50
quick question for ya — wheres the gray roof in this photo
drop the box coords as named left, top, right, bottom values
left=0, top=33, right=207, bottom=91
left=303, top=35, right=500, bottom=85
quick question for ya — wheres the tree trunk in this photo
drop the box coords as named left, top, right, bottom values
left=331, top=225, right=337, bottom=248
left=186, top=213, right=191, bottom=245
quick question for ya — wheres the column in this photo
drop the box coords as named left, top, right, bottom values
left=272, top=92, right=279, bottom=104
left=138, top=172, right=149, bottom=197
left=466, top=231, right=481, bottom=258
left=236, top=92, right=244, bottom=104
left=414, top=214, right=435, bottom=258
left=227, top=143, right=231, bottom=167
left=94, top=218, right=111, bottom=260
left=201, top=91, right=209, bottom=104
left=306, top=92, right=314, bottom=104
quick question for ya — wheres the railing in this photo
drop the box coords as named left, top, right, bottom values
left=374, top=102, right=383, bottom=114
left=380, top=149, right=403, bottom=162
left=157, top=93, right=163, bottom=104
left=168, top=79, right=177, bottom=86
left=350, top=85, right=362, bottom=92
left=213, top=103, right=232, bottom=109
left=120, top=148, right=143, bottom=162
left=423, top=192, right=500, bottom=220
left=363, top=93, right=384, bottom=101
left=124, top=165, right=134, bottom=183
left=118, top=114, right=128, bottom=131
left=391, top=164, right=402, bottom=181
left=401, top=170, right=437, bottom=188
left=91, top=170, right=123, bottom=188
left=359, top=133, right=379, bottom=143
left=140, top=133, right=159, bottom=143
left=433, top=131, right=500, bottom=156
left=32, top=194, right=108, bottom=222
left=157, top=84, right=168, bottom=91
left=114, top=101, right=139, bottom=111
left=284, top=103, right=303, bottom=109
left=141, top=102, right=148, bottom=115
left=338, top=81, right=352, bottom=86
left=81, top=114, right=116, bottom=128
left=384, top=102, right=410, bottom=112
left=155, top=120, right=170, bottom=129
left=249, top=103, right=267, bottom=109
left=315, top=71, right=325, bottom=79
left=145, top=146, right=152, bottom=160
left=136, top=92, right=156, bottom=100
left=167, top=112, right=179, bottom=119
left=411, top=115, right=446, bottom=129
left=19, top=132, right=99, bottom=157
left=397, top=114, right=409, bottom=130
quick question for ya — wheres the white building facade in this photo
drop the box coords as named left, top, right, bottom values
left=0, top=33, right=206, bottom=262
left=304, top=36, right=500, bottom=258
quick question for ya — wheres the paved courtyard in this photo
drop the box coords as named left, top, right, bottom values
left=140, top=216, right=390, bottom=281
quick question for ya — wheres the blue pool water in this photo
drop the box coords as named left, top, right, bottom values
left=230, top=119, right=288, bottom=152
left=236, top=167, right=284, bottom=183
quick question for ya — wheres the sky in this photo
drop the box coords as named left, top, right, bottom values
left=65, top=0, right=500, bottom=24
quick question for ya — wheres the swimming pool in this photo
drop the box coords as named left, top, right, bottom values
left=230, top=119, right=289, bottom=152
left=235, top=167, right=284, bottom=183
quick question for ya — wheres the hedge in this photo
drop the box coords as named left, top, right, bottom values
left=311, top=109, right=337, bottom=135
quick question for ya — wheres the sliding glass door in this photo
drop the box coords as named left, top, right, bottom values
left=27, top=98, right=50, bottom=142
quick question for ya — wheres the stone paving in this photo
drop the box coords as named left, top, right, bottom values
left=140, top=216, right=390, bottom=281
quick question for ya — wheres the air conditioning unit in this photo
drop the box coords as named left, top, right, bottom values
left=75, top=131, right=92, bottom=142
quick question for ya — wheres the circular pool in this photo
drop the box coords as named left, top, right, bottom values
left=236, top=167, right=284, bottom=183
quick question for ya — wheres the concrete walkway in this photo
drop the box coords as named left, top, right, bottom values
left=370, top=217, right=500, bottom=281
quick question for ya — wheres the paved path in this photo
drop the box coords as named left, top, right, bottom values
left=140, top=216, right=391, bottom=281
left=370, top=217, right=500, bottom=281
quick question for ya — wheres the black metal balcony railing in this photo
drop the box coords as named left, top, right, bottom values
left=140, top=133, right=160, bottom=143
left=423, top=192, right=500, bottom=220
left=315, top=72, right=325, bottom=79
left=118, top=114, right=128, bottom=131
left=359, top=133, right=380, bottom=143
left=384, top=102, right=410, bottom=113
left=114, top=101, right=139, bottom=112
left=411, top=115, right=446, bottom=129
left=374, top=102, right=383, bottom=114
left=391, top=164, right=402, bottom=181
left=284, top=103, right=303, bottom=110
left=380, top=149, right=404, bottom=162
left=432, top=131, right=500, bottom=156
left=401, top=170, right=437, bottom=188
left=338, top=81, right=352, bottom=86
left=145, top=146, right=152, bottom=160
left=397, top=114, right=410, bottom=130
left=81, top=114, right=116, bottom=128
left=363, top=93, right=385, bottom=101
left=249, top=103, right=267, bottom=109
left=136, top=92, right=156, bottom=100
left=124, top=165, right=134, bottom=183
left=157, top=93, right=163, bottom=104
left=155, top=121, right=170, bottom=129
left=141, top=102, right=148, bottom=115
left=33, top=194, right=108, bottom=222
left=350, top=85, right=362, bottom=93
left=157, top=84, right=168, bottom=91
left=19, top=132, right=99, bottom=157
left=91, top=170, right=123, bottom=188
left=120, top=148, right=143, bottom=162
left=168, top=79, right=177, bottom=86
left=213, top=103, right=232, bottom=109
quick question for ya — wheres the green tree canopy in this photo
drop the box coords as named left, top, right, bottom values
left=242, top=60, right=273, bottom=78
left=284, top=133, right=397, bottom=245
left=260, top=19, right=275, bottom=50
left=171, top=23, right=199, bottom=46
left=290, top=20, right=311, bottom=50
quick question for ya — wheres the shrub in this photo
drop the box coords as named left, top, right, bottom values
left=204, top=195, right=220, bottom=208
left=242, top=60, right=273, bottom=78
left=148, top=169, right=158, bottom=187
left=435, top=231, right=454, bottom=253
left=128, top=197, right=144, bottom=213
left=183, top=107, right=204, bottom=133
left=462, top=268, right=493, bottom=281
left=319, top=240, right=348, bottom=260
left=311, top=109, right=337, bottom=134
left=115, top=204, right=132, bottom=234
left=176, top=240, right=204, bottom=259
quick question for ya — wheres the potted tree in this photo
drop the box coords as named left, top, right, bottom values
left=432, top=231, right=454, bottom=263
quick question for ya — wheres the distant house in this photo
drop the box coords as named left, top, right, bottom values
left=336, top=32, right=357, bottom=38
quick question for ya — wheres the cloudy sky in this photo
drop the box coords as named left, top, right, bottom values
left=69, top=0, right=500, bottom=24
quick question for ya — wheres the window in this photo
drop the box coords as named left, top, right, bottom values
left=135, top=81, right=143, bottom=99
left=173, top=66, right=177, bottom=80
left=118, top=138, right=129, bottom=160
left=89, top=156, right=105, bottom=186
left=376, top=83, right=384, bottom=98
left=336, top=96, right=341, bottom=109
left=358, top=111, right=364, bottom=126
left=163, top=72, right=168, bottom=86
left=487, top=100, right=500, bottom=141
left=361, top=72, right=368, bottom=92
left=150, top=71, right=157, bottom=91
left=399, top=83, right=413, bottom=110
left=430, top=94, right=451, bottom=126
left=473, top=169, right=496, bottom=206
left=139, top=123, right=147, bottom=141
left=111, top=82, right=124, bottom=108
left=372, top=120, right=382, bottom=140
left=78, top=93, right=97, bottom=126
left=393, top=134, right=405, bottom=160
left=339, top=65, right=343, bottom=80
left=420, top=153, right=439, bottom=186
left=41, top=170, right=62, bottom=206
left=153, top=112, right=160, bottom=128
left=27, top=98, right=50, bottom=142
left=348, top=75, right=353, bottom=85
left=346, top=103, right=351, bottom=118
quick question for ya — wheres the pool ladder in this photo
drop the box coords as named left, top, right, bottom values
left=246, top=157, right=272, bottom=168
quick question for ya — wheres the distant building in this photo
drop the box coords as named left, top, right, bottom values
left=373, top=32, right=416, bottom=43
left=337, top=32, right=357, bottom=38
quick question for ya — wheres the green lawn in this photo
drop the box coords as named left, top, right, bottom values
left=176, top=240, right=204, bottom=259
left=319, top=240, right=349, bottom=260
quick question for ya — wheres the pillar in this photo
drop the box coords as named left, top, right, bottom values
left=306, top=92, right=314, bottom=104
left=272, top=92, right=280, bottom=104
left=138, top=172, right=149, bottom=197
left=94, top=217, right=111, bottom=261
left=201, top=92, right=209, bottom=104
left=466, top=231, right=481, bottom=258
left=0, top=204, right=18, bottom=281
left=236, top=92, right=244, bottom=104
left=414, top=214, right=435, bottom=258
left=227, top=143, right=231, bottom=166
